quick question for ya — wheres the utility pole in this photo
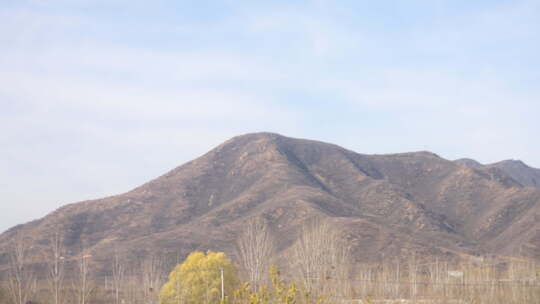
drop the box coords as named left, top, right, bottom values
left=221, top=267, right=224, bottom=302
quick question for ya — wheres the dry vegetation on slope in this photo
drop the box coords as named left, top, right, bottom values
left=1, top=132, right=540, bottom=276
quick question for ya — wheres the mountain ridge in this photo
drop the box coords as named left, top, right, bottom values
left=455, top=157, right=540, bottom=188
left=2, top=132, right=540, bottom=273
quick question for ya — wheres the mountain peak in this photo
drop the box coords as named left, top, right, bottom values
left=215, top=132, right=286, bottom=152
left=495, top=159, right=529, bottom=168
left=488, top=159, right=540, bottom=188
left=2, top=133, right=540, bottom=274
left=454, top=158, right=483, bottom=168
left=229, top=132, right=285, bottom=141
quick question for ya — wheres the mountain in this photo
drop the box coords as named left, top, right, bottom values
left=455, top=158, right=540, bottom=188
left=489, top=160, right=540, bottom=188
left=2, top=133, right=540, bottom=274
left=454, top=158, right=483, bottom=169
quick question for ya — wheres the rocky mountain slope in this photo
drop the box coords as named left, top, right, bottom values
left=488, top=160, right=540, bottom=188
left=2, top=133, right=540, bottom=273
left=455, top=158, right=540, bottom=188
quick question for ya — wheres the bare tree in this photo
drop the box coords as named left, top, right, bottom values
left=407, top=254, right=418, bottom=299
left=292, top=218, right=351, bottom=298
left=236, top=217, right=275, bottom=291
left=7, top=234, right=35, bottom=304
left=123, top=274, right=141, bottom=304
left=47, top=231, right=65, bottom=304
left=111, top=249, right=125, bottom=304
left=141, top=253, right=166, bottom=304
left=73, top=253, right=93, bottom=304
left=0, top=282, right=7, bottom=303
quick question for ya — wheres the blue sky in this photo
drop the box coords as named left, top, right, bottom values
left=1, top=0, right=539, bottom=232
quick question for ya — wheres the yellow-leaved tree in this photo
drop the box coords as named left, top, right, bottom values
left=160, top=251, right=238, bottom=304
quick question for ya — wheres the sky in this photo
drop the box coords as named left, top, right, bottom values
left=1, top=0, right=539, bottom=233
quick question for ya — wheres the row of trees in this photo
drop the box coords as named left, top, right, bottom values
left=0, top=217, right=350, bottom=304
left=150, top=217, right=540, bottom=304
left=158, top=218, right=351, bottom=304
left=351, top=258, right=540, bottom=303
left=159, top=251, right=304, bottom=304
left=2, top=217, right=540, bottom=303
left=158, top=254, right=540, bottom=304
left=158, top=217, right=540, bottom=304
left=1, top=232, right=169, bottom=304
left=237, top=218, right=352, bottom=299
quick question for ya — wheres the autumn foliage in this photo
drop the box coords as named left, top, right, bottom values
left=159, top=251, right=238, bottom=304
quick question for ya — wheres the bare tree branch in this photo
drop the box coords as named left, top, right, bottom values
left=111, top=249, right=125, bottom=304
left=7, top=234, right=35, bottom=304
left=73, top=250, right=93, bottom=304
left=141, top=253, right=166, bottom=304
left=291, top=218, right=351, bottom=298
left=236, top=217, right=275, bottom=292
left=47, top=230, right=65, bottom=304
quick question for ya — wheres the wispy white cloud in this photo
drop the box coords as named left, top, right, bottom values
left=1, top=0, right=539, bottom=232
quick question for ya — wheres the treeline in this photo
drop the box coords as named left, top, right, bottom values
left=0, top=232, right=170, bottom=304
left=1, top=219, right=540, bottom=304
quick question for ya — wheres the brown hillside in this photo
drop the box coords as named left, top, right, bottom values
left=1, top=133, right=540, bottom=273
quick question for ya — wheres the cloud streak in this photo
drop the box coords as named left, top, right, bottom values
left=1, top=0, right=539, bottom=232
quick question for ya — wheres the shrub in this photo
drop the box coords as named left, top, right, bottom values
left=231, top=266, right=327, bottom=304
